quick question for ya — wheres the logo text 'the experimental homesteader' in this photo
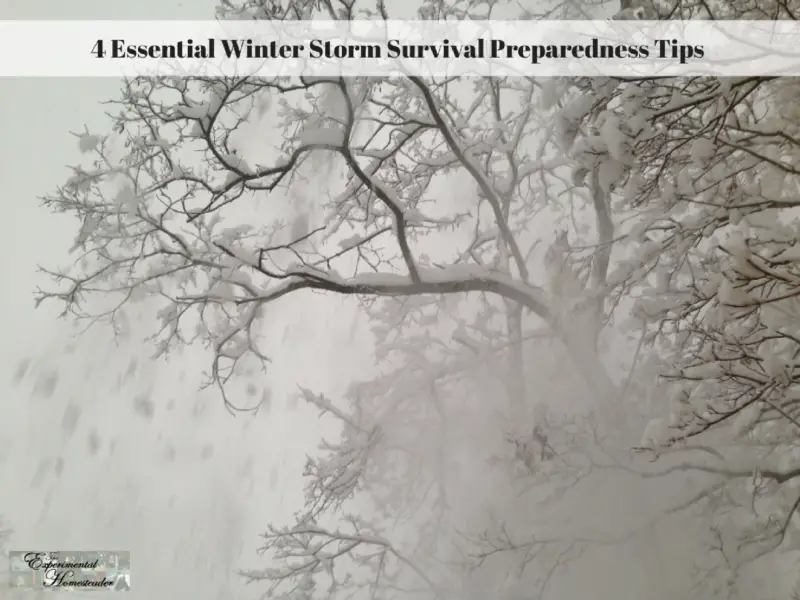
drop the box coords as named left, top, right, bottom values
left=8, top=550, right=131, bottom=591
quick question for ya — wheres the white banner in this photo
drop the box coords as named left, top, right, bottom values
left=1, top=20, right=798, bottom=77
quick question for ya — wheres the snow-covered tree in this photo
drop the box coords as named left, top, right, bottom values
left=36, top=0, right=800, bottom=597
left=569, top=26, right=800, bottom=600
left=616, top=75, right=800, bottom=592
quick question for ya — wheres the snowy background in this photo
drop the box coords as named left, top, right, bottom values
left=1, top=1, right=799, bottom=599
left=0, top=1, right=351, bottom=598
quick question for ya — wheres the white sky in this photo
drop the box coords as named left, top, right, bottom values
left=0, top=2, right=371, bottom=599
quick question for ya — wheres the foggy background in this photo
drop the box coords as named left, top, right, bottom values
left=0, top=1, right=364, bottom=598
left=1, top=1, right=797, bottom=599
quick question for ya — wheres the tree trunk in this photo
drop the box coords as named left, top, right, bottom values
left=506, top=302, right=526, bottom=413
